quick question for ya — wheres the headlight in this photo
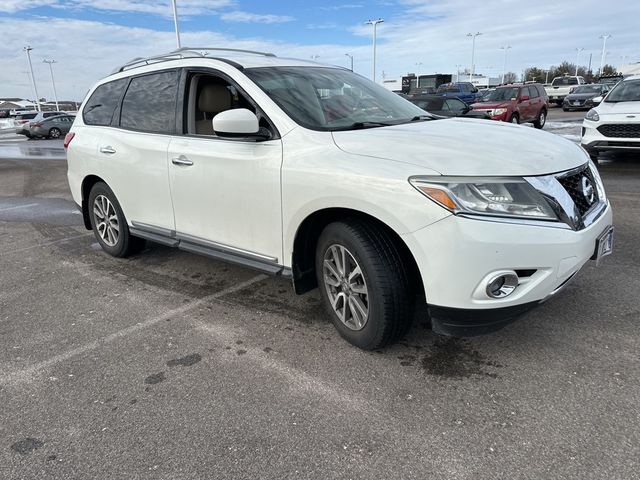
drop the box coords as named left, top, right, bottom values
left=588, top=160, right=606, bottom=202
left=492, top=108, right=507, bottom=116
left=409, top=177, right=558, bottom=221
left=585, top=109, right=600, bottom=122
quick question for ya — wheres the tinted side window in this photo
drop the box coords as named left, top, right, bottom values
left=83, top=79, right=128, bottom=126
left=529, top=86, right=539, bottom=98
left=120, top=71, right=178, bottom=134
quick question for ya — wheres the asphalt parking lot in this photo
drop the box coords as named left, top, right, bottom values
left=1, top=130, right=639, bottom=479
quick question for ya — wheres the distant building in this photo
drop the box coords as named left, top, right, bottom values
left=619, top=63, right=640, bottom=76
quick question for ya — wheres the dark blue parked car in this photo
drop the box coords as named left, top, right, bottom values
left=437, top=82, right=482, bottom=105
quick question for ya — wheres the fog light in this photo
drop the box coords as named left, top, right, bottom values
left=486, top=272, right=519, bottom=298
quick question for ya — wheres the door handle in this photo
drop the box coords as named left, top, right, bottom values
left=171, top=156, right=194, bottom=166
left=99, top=146, right=116, bottom=155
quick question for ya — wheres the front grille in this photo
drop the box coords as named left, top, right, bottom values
left=597, top=124, right=640, bottom=138
left=557, top=167, right=598, bottom=216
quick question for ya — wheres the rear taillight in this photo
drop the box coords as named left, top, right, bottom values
left=64, top=132, right=75, bottom=149
left=32, top=123, right=42, bottom=128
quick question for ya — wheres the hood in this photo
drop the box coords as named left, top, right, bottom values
left=331, top=118, right=587, bottom=177
left=596, top=100, right=640, bottom=115
left=471, top=101, right=509, bottom=109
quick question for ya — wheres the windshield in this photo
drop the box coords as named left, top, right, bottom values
left=605, top=79, right=640, bottom=103
left=552, top=77, right=579, bottom=86
left=244, top=66, right=427, bottom=131
left=437, top=84, right=460, bottom=93
left=486, top=88, right=519, bottom=102
left=573, top=85, right=602, bottom=94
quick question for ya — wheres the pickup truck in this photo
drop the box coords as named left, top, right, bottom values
left=545, top=76, right=586, bottom=105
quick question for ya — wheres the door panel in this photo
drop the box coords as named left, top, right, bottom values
left=167, top=136, right=283, bottom=262
left=95, top=129, right=174, bottom=230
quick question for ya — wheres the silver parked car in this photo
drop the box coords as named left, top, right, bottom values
left=27, top=114, right=75, bottom=139
left=15, top=111, right=65, bottom=136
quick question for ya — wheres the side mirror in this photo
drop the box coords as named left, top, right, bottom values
left=213, top=109, right=265, bottom=138
left=592, top=96, right=603, bottom=104
left=519, top=95, right=530, bottom=102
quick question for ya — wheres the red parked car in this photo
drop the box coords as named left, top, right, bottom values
left=471, top=83, right=549, bottom=128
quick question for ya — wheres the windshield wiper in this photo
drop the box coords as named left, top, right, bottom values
left=343, top=121, right=393, bottom=130
left=409, top=115, right=435, bottom=122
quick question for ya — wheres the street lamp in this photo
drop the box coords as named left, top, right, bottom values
left=414, top=62, right=423, bottom=88
left=598, top=34, right=611, bottom=77
left=466, top=32, right=482, bottom=82
left=365, top=18, right=384, bottom=82
left=23, top=46, right=41, bottom=112
left=574, top=47, right=584, bottom=75
left=43, top=59, right=59, bottom=111
left=345, top=53, right=353, bottom=71
left=499, top=45, right=511, bottom=84
left=171, top=0, right=181, bottom=48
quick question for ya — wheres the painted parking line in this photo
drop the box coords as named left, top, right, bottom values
left=0, top=202, right=39, bottom=213
left=0, top=233, right=93, bottom=257
left=0, top=274, right=268, bottom=386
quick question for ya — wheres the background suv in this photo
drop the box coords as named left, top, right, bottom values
left=436, top=82, right=482, bottom=104
left=66, top=48, right=612, bottom=350
left=582, top=75, right=640, bottom=162
left=471, top=83, right=549, bottom=128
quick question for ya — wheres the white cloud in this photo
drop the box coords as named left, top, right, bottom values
left=0, top=0, right=234, bottom=16
left=219, top=11, right=294, bottom=24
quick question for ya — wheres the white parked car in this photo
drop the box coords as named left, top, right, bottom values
left=545, top=75, right=586, bottom=106
left=582, top=75, right=640, bottom=162
left=66, top=48, right=613, bottom=349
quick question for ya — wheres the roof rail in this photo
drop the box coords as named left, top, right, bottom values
left=111, top=47, right=276, bottom=74
left=175, top=47, right=276, bottom=57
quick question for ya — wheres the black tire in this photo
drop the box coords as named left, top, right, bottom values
left=562, top=107, right=569, bottom=112
left=48, top=127, right=62, bottom=139
left=509, top=113, right=519, bottom=124
left=88, top=182, right=145, bottom=257
left=315, top=219, right=413, bottom=350
left=533, top=108, right=546, bottom=129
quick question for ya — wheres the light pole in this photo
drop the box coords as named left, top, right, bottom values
left=414, top=62, right=422, bottom=89
left=23, top=46, right=41, bottom=111
left=574, top=47, right=584, bottom=75
left=499, top=45, right=511, bottom=84
left=365, top=18, right=384, bottom=82
left=43, top=59, right=59, bottom=111
left=345, top=53, right=353, bottom=71
left=466, top=32, right=482, bottom=82
left=171, top=0, right=181, bottom=48
left=598, top=34, right=611, bottom=77
left=454, top=64, right=461, bottom=82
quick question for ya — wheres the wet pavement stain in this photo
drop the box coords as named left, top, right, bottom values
left=10, top=438, right=44, bottom=455
left=144, top=372, right=166, bottom=384
left=166, top=353, right=202, bottom=368
left=421, top=338, right=503, bottom=379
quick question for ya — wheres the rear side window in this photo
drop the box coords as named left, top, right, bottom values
left=16, top=113, right=37, bottom=120
left=83, top=79, right=128, bottom=126
left=120, top=71, right=178, bottom=134
left=528, top=86, right=539, bottom=98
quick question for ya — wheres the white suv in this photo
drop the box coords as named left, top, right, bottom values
left=582, top=75, right=640, bottom=162
left=66, top=48, right=613, bottom=349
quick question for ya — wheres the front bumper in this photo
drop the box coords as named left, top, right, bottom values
left=402, top=202, right=613, bottom=335
left=582, top=119, right=640, bottom=154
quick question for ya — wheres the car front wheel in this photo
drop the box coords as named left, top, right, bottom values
left=509, top=113, right=519, bottom=124
left=48, top=127, right=62, bottom=139
left=315, top=219, right=413, bottom=350
left=533, top=108, right=546, bottom=129
left=88, top=182, right=145, bottom=257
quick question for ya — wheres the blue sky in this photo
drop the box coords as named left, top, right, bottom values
left=1, top=0, right=638, bottom=100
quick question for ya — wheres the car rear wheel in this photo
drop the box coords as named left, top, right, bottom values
left=88, top=182, right=145, bottom=257
left=315, top=219, right=413, bottom=350
left=509, top=114, right=519, bottom=124
left=533, top=108, right=546, bottom=129
left=48, top=127, right=62, bottom=139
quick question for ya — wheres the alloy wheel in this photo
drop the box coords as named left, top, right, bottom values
left=93, top=194, right=120, bottom=247
left=322, top=244, right=369, bottom=331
